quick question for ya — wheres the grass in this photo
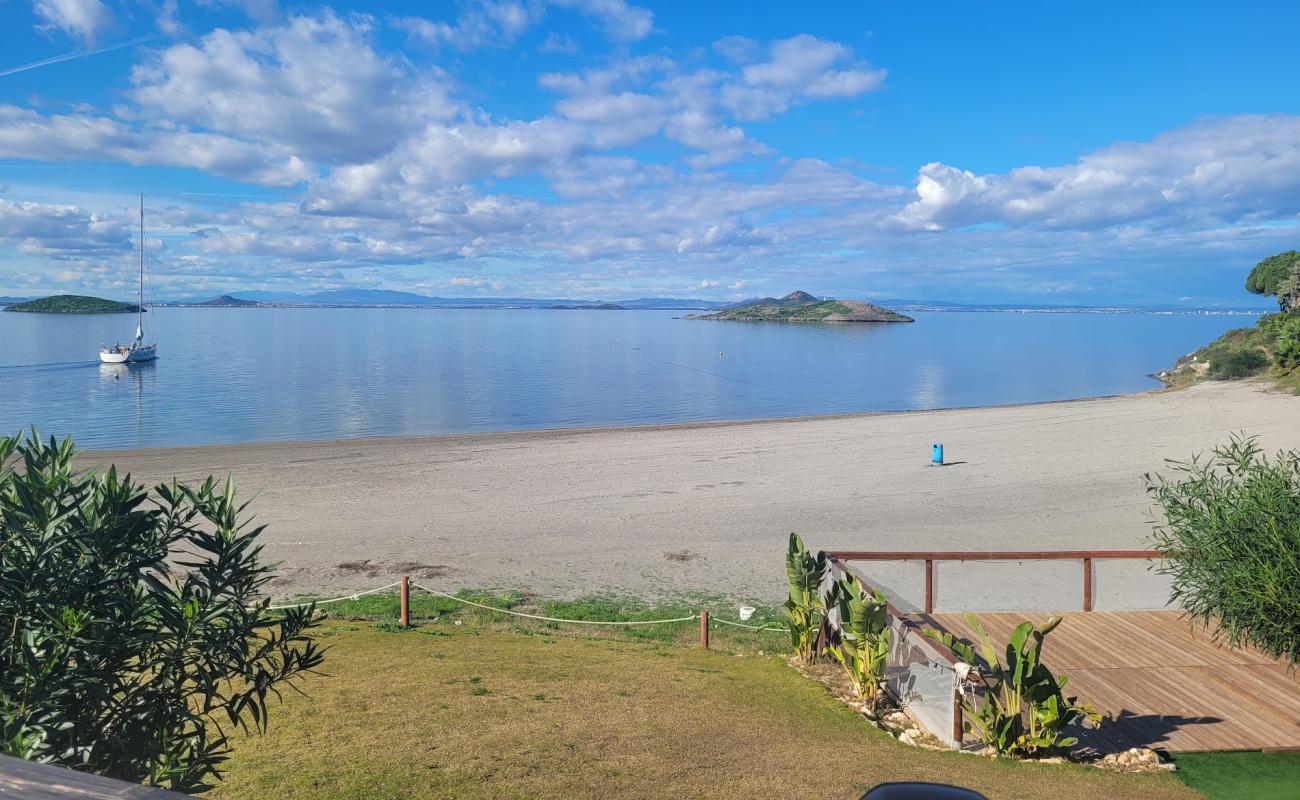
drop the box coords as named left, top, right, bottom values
left=1172, top=751, right=1300, bottom=799
left=295, top=588, right=788, bottom=649
left=209, top=620, right=1196, bottom=800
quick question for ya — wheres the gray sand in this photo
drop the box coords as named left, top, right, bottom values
left=80, top=381, right=1300, bottom=603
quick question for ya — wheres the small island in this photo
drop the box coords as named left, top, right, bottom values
left=193, top=294, right=265, bottom=308
left=3, top=295, right=144, bottom=314
left=685, top=291, right=913, bottom=323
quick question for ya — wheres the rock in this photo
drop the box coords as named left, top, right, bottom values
left=897, top=729, right=919, bottom=746
left=883, top=711, right=909, bottom=726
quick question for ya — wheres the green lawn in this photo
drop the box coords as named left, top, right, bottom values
left=1173, top=751, right=1300, bottom=800
left=209, top=612, right=1196, bottom=800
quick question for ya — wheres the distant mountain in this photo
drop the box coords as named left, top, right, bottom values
left=546, top=302, right=627, bottom=310
left=686, top=291, right=913, bottom=323
left=303, top=289, right=441, bottom=305
left=196, top=290, right=724, bottom=310
left=194, top=294, right=264, bottom=307
left=3, top=295, right=142, bottom=314
left=0, top=296, right=34, bottom=306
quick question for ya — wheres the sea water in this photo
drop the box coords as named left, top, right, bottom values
left=0, top=308, right=1252, bottom=449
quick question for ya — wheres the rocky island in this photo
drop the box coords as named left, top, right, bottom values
left=685, top=291, right=913, bottom=323
left=3, top=295, right=143, bottom=314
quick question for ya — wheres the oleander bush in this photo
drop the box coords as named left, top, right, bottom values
left=1146, top=435, right=1300, bottom=665
left=0, top=433, right=323, bottom=792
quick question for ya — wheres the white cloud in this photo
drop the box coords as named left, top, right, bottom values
left=552, top=0, right=653, bottom=42
left=720, top=34, right=886, bottom=121
left=0, top=105, right=311, bottom=186
left=32, top=0, right=112, bottom=45
left=894, top=115, right=1300, bottom=231
left=130, top=12, right=453, bottom=165
left=394, top=2, right=538, bottom=51
left=0, top=197, right=131, bottom=257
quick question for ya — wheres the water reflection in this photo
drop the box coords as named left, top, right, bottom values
left=0, top=309, right=1255, bottom=449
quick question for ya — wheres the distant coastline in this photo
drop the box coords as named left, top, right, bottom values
left=0, top=289, right=1266, bottom=316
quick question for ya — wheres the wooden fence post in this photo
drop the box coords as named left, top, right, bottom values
left=400, top=575, right=410, bottom=627
left=1082, top=558, right=1093, bottom=612
left=699, top=609, right=710, bottom=649
left=924, top=559, right=934, bottom=614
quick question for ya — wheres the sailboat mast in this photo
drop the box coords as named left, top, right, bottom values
left=137, top=194, right=144, bottom=340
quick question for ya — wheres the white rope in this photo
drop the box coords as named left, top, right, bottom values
left=710, top=616, right=787, bottom=632
left=262, top=582, right=402, bottom=611
left=411, top=583, right=698, bottom=626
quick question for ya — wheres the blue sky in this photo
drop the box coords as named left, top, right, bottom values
left=1, top=0, right=1298, bottom=305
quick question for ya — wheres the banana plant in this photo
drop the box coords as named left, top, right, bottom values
left=784, top=533, right=829, bottom=662
left=827, top=575, right=891, bottom=702
left=925, top=615, right=1099, bottom=757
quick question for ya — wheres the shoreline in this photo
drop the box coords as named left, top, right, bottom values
left=77, top=380, right=1300, bottom=603
left=84, top=386, right=1156, bottom=457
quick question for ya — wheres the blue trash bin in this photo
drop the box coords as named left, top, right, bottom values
left=931, top=443, right=944, bottom=465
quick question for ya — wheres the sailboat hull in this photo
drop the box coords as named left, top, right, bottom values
left=99, top=343, right=157, bottom=363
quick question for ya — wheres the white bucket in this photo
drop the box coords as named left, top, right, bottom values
left=738, top=605, right=756, bottom=621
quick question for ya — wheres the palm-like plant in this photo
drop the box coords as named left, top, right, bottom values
left=926, top=615, right=1098, bottom=756
left=828, top=575, right=890, bottom=702
left=784, top=533, right=829, bottom=662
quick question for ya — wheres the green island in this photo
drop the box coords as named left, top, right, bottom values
left=3, top=294, right=143, bottom=314
left=1160, top=251, right=1300, bottom=392
left=686, top=290, right=913, bottom=322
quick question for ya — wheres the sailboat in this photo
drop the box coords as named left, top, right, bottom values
left=99, top=195, right=158, bottom=364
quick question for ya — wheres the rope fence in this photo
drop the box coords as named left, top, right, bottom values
left=261, top=576, right=786, bottom=648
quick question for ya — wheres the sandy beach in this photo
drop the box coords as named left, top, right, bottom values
left=80, top=381, right=1300, bottom=603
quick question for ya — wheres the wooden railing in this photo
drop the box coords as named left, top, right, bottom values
left=825, top=550, right=1165, bottom=614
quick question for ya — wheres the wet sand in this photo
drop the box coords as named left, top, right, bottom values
left=80, top=381, right=1300, bottom=602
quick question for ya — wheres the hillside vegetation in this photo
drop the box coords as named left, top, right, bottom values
left=687, top=290, right=913, bottom=322
left=3, top=294, right=142, bottom=314
left=1162, top=312, right=1300, bottom=392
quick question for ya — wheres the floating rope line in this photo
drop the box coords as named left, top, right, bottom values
left=411, top=583, right=698, bottom=626
left=262, top=582, right=402, bottom=611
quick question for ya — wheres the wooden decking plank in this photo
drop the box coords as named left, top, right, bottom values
left=921, top=611, right=1300, bottom=753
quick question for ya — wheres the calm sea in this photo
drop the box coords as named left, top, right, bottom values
left=0, top=308, right=1250, bottom=450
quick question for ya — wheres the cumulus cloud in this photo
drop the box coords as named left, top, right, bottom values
left=0, top=105, right=311, bottom=186
left=130, top=12, right=453, bottom=164
left=720, top=34, right=886, bottom=121
left=394, top=2, right=538, bottom=51
left=552, top=0, right=653, bottom=42
left=32, top=0, right=113, bottom=45
left=894, top=115, right=1300, bottom=231
left=0, top=198, right=131, bottom=257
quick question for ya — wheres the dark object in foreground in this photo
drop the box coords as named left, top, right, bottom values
left=862, top=782, right=989, bottom=800
left=0, top=754, right=189, bottom=799
left=0, top=433, right=323, bottom=793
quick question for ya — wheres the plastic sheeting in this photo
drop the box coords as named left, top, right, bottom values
left=824, top=560, right=963, bottom=749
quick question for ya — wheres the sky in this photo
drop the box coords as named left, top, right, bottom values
left=0, top=1, right=1298, bottom=305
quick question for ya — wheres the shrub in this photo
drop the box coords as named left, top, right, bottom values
left=925, top=615, right=1098, bottom=757
left=1261, top=313, right=1300, bottom=372
left=827, top=575, right=890, bottom=702
left=1146, top=435, right=1300, bottom=665
left=0, top=433, right=323, bottom=792
left=1207, top=345, right=1268, bottom=379
left=784, top=533, right=829, bottom=662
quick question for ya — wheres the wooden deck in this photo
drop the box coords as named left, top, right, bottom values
left=924, top=611, right=1300, bottom=753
